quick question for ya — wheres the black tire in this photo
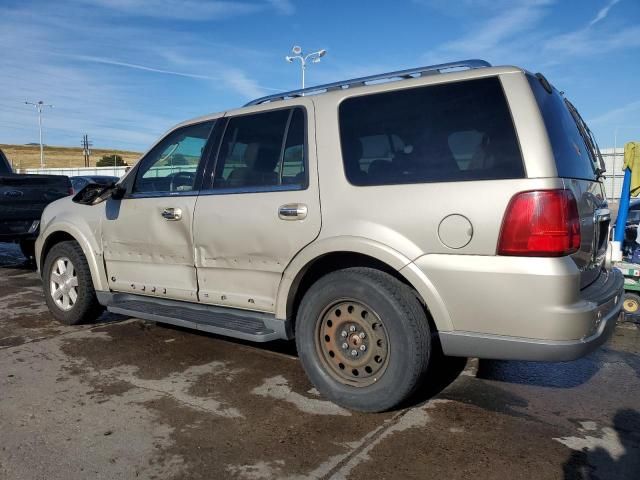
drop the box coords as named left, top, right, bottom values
left=42, top=240, right=103, bottom=325
left=19, top=240, right=35, bottom=260
left=295, top=267, right=432, bottom=412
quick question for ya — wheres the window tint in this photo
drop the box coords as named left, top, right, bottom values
left=339, top=77, right=524, bottom=186
left=134, top=121, right=214, bottom=193
left=527, top=75, right=596, bottom=181
left=213, top=107, right=306, bottom=190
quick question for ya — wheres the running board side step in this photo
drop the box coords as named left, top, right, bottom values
left=97, top=292, right=292, bottom=342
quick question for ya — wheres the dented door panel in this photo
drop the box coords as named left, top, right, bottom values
left=193, top=190, right=321, bottom=311
left=193, top=99, right=320, bottom=312
left=102, top=196, right=199, bottom=301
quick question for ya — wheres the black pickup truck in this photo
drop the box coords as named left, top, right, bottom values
left=0, top=148, right=71, bottom=258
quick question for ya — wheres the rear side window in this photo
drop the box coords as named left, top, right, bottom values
left=213, top=107, right=307, bottom=190
left=339, top=77, right=524, bottom=186
left=527, top=75, right=596, bottom=181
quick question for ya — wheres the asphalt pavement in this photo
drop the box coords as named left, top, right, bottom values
left=0, top=243, right=638, bottom=480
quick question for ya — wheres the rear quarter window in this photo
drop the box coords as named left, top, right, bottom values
left=339, top=77, right=524, bottom=186
left=527, top=75, right=596, bottom=181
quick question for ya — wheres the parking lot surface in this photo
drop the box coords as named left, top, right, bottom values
left=0, top=243, right=639, bottom=480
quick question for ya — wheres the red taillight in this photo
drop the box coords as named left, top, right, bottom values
left=498, top=190, right=581, bottom=257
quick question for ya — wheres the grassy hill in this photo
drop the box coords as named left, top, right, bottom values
left=1, top=144, right=141, bottom=170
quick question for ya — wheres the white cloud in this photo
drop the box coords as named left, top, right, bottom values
left=543, top=25, right=640, bottom=58
left=0, top=0, right=285, bottom=150
left=78, top=0, right=262, bottom=21
left=221, top=68, right=268, bottom=99
left=588, top=100, right=640, bottom=126
left=422, top=0, right=637, bottom=68
left=422, top=0, right=554, bottom=64
left=589, top=0, right=621, bottom=26
left=78, top=0, right=293, bottom=20
left=63, top=54, right=220, bottom=81
left=266, top=0, right=295, bottom=15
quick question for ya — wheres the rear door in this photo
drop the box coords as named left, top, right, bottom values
left=528, top=74, right=608, bottom=288
left=193, top=102, right=321, bottom=312
left=102, top=120, right=215, bottom=301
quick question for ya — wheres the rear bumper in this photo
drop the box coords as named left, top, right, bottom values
left=409, top=254, right=624, bottom=361
left=439, top=268, right=623, bottom=361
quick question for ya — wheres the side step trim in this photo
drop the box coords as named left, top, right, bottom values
left=97, top=292, right=292, bottom=342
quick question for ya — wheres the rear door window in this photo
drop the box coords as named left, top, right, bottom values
left=339, top=77, right=524, bottom=186
left=213, top=107, right=307, bottom=190
left=527, top=75, right=597, bottom=181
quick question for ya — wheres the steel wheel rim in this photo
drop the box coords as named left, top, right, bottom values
left=315, top=299, right=390, bottom=387
left=50, top=257, right=78, bottom=311
left=624, top=298, right=639, bottom=313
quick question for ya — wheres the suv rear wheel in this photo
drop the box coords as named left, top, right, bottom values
left=43, top=241, right=103, bottom=325
left=296, top=267, right=432, bottom=412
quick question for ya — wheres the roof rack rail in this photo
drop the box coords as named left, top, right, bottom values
left=244, top=59, right=491, bottom=107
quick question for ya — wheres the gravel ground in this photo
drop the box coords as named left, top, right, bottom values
left=0, top=242, right=638, bottom=480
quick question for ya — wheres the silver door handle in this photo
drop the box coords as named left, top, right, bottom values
left=278, top=203, right=308, bottom=220
left=161, top=207, right=182, bottom=221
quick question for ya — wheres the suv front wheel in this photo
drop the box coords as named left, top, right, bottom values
left=295, top=267, right=432, bottom=412
left=43, top=240, right=103, bottom=325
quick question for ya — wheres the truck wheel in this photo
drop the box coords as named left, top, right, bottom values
left=19, top=240, right=35, bottom=260
left=622, top=292, right=640, bottom=319
left=295, top=267, right=431, bottom=412
left=43, top=241, right=103, bottom=325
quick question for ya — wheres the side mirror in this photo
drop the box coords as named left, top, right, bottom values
left=110, top=185, right=126, bottom=200
left=72, top=182, right=125, bottom=205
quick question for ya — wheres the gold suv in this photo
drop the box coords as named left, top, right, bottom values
left=36, top=60, right=623, bottom=412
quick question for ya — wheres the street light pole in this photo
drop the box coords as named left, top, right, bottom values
left=286, top=45, right=327, bottom=93
left=25, top=100, right=53, bottom=169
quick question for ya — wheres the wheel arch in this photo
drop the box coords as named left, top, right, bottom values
left=276, top=237, right=453, bottom=332
left=38, top=224, right=108, bottom=292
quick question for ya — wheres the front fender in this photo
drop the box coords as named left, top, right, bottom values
left=36, top=199, right=108, bottom=292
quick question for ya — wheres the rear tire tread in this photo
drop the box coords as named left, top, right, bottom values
left=296, top=267, right=432, bottom=412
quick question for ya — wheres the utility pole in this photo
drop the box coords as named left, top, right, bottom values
left=24, top=100, right=53, bottom=169
left=81, top=134, right=93, bottom=167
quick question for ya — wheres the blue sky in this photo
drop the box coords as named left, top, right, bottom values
left=0, top=0, right=639, bottom=152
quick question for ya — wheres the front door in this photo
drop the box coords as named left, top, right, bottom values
left=193, top=103, right=321, bottom=312
left=102, top=120, right=215, bottom=301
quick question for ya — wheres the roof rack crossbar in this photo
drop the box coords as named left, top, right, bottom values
left=244, top=59, right=491, bottom=106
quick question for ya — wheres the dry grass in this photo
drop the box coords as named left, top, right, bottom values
left=1, top=144, right=141, bottom=170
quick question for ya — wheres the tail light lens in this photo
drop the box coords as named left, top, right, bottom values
left=498, top=189, right=581, bottom=257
